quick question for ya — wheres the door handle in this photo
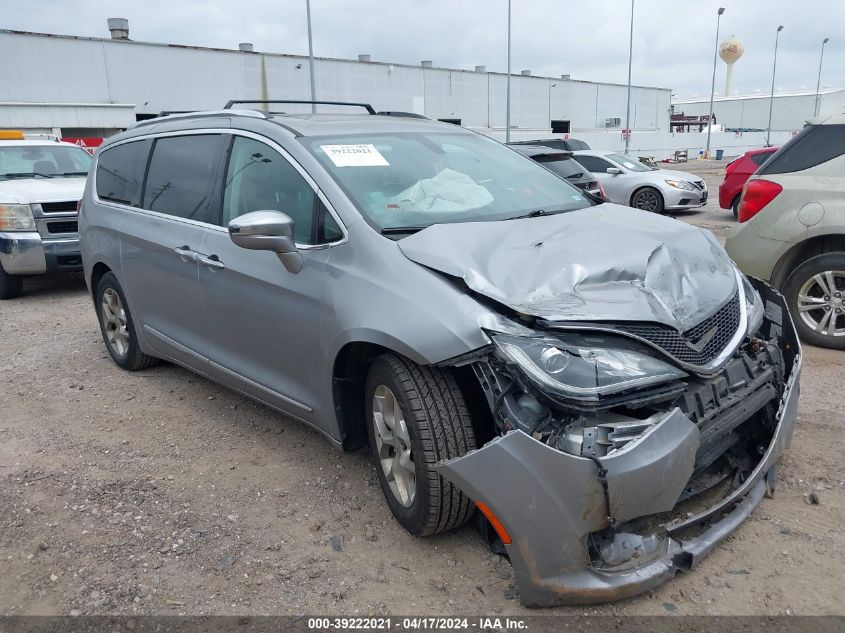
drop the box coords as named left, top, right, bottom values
left=173, top=246, right=199, bottom=262
left=197, top=254, right=225, bottom=270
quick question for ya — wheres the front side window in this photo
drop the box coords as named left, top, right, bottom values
left=0, top=144, right=91, bottom=181
left=222, top=136, right=340, bottom=245
left=142, top=134, right=224, bottom=223
left=303, top=132, right=590, bottom=232
left=575, top=155, right=614, bottom=173
left=96, top=140, right=150, bottom=206
left=605, top=154, right=653, bottom=172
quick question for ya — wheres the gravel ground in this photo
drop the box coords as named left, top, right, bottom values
left=1, top=161, right=843, bottom=617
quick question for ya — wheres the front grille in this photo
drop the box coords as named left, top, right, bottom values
left=41, top=200, right=78, bottom=213
left=47, top=220, right=78, bottom=234
left=613, top=291, right=741, bottom=367
left=691, top=180, right=706, bottom=191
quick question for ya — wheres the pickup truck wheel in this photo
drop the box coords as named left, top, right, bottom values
left=631, top=187, right=665, bottom=214
left=365, top=353, right=477, bottom=536
left=782, top=253, right=845, bottom=350
left=96, top=272, right=158, bottom=370
left=0, top=264, right=23, bottom=300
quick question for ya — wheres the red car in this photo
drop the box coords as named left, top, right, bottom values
left=718, top=147, right=778, bottom=217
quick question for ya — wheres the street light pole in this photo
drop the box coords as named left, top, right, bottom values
left=506, top=0, right=512, bottom=142
left=705, top=7, right=725, bottom=160
left=766, top=25, right=784, bottom=146
left=624, top=0, right=634, bottom=153
left=306, top=0, right=316, bottom=113
left=814, top=37, right=830, bottom=117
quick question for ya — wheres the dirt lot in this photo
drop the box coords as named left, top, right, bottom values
left=2, top=161, right=843, bottom=617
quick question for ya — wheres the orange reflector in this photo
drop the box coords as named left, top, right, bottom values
left=0, top=130, right=25, bottom=140
left=475, top=500, right=512, bottom=545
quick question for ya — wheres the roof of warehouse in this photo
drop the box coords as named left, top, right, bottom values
left=1, top=28, right=671, bottom=92
left=673, top=88, right=844, bottom=104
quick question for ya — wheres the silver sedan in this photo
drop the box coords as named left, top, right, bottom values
left=573, top=150, right=707, bottom=213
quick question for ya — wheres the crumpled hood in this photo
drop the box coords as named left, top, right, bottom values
left=398, top=204, right=737, bottom=331
left=0, top=177, right=86, bottom=204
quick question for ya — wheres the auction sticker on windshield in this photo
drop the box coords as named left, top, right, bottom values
left=321, top=144, right=389, bottom=167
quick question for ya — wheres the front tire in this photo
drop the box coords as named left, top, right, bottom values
left=0, top=264, right=23, bottom=300
left=631, top=187, right=665, bottom=214
left=365, top=353, right=477, bottom=536
left=782, top=253, right=845, bottom=350
left=96, top=272, right=158, bottom=370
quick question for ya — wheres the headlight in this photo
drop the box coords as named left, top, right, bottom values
left=665, top=179, right=696, bottom=191
left=742, top=275, right=764, bottom=337
left=0, top=203, right=36, bottom=231
left=492, top=333, right=687, bottom=401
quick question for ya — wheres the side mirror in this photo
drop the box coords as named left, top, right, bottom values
left=606, top=167, right=622, bottom=175
left=228, top=210, right=303, bottom=273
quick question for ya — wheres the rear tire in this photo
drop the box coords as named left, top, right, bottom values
left=365, top=353, right=477, bottom=536
left=631, top=187, right=665, bottom=214
left=95, top=272, right=158, bottom=370
left=782, top=253, right=845, bottom=350
left=731, top=195, right=740, bottom=219
left=0, top=264, right=23, bottom=300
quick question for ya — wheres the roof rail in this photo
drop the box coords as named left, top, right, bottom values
left=223, top=99, right=376, bottom=115
left=132, top=109, right=269, bottom=129
left=376, top=111, right=430, bottom=119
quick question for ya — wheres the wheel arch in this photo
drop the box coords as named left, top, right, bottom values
left=771, top=234, right=845, bottom=289
left=90, top=261, right=113, bottom=300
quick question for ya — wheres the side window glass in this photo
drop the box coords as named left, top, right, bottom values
left=96, top=140, right=150, bottom=206
left=760, top=124, right=845, bottom=175
left=578, top=155, right=611, bottom=173
left=222, top=136, right=322, bottom=245
left=142, top=135, right=222, bottom=223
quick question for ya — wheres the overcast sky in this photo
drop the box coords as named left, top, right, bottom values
left=3, top=0, right=841, bottom=98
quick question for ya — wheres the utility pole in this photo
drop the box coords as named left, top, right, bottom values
left=766, top=25, right=784, bottom=146
left=306, top=0, right=316, bottom=112
left=705, top=7, right=725, bottom=159
left=624, top=0, right=634, bottom=153
left=506, top=0, right=512, bottom=142
left=814, top=37, right=830, bottom=117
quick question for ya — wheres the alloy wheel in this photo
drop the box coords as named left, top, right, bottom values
left=796, top=270, right=845, bottom=338
left=101, top=288, right=130, bottom=356
left=633, top=189, right=660, bottom=212
left=371, top=384, right=416, bottom=507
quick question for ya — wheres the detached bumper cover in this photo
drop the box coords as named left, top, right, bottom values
left=0, top=232, right=81, bottom=274
left=434, top=281, right=800, bottom=606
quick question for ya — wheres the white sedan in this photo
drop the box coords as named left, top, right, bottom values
left=573, top=150, right=707, bottom=213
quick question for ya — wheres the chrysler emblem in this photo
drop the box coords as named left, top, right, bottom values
left=683, top=326, right=718, bottom=352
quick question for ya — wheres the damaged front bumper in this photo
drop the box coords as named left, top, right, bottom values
left=434, top=281, right=801, bottom=607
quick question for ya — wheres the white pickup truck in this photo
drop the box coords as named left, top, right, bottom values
left=0, top=134, right=92, bottom=298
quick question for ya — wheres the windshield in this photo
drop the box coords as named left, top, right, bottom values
left=606, top=153, right=653, bottom=172
left=303, top=132, right=591, bottom=231
left=0, top=145, right=92, bottom=181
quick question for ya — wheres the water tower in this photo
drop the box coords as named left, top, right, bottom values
left=719, top=36, right=744, bottom=97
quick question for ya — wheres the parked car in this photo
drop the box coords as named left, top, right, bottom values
left=574, top=150, right=708, bottom=213
left=0, top=133, right=91, bottom=299
left=80, top=103, right=799, bottom=607
left=508, top=137, right=591, bottom=151
left=507, top=144, right=604, bottom=198
left=718, top=147, right=778, bottom=217
left=726, top=113, right=845, bottom=349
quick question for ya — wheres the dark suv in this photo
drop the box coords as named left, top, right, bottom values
left=508, top=137, right=591, bottom=152
left=508, top=144, right=603, bottom=198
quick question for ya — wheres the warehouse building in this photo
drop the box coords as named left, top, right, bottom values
left=672, top=89, right=845, bottom=133
left=0, top=20, right=671, bottom=143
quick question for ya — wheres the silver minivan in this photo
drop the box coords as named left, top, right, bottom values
left=80, top=102, right=800, bottom=607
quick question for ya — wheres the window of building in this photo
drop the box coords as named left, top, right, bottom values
left=551, top=120, right=571, bottom=134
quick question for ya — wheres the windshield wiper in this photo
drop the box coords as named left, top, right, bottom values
left=57, top=171, right=89, bottom=177
left=2, top=171, right=54, bottom=179
left=506, top=208, right=569, bottom=220
left=380, top=225, right=427, bottom=235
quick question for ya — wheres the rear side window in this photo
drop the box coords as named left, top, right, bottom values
left=750, top=152, right=773, bottom=166
left=537, top=156, right=583, bottom=179
left=142, top=134, right=224, bottom=223
left=96, top=140, right=150, bottom=206
left=759, top=124, right=845, bottom=175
